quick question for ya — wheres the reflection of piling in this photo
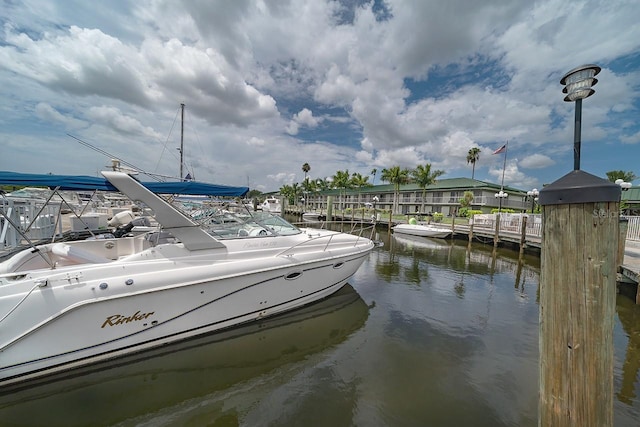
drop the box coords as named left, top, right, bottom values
left=519, top=215, right=528, bottom=257
left=538, top=170, right=620, bottom=427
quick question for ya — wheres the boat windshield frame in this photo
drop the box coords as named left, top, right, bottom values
left=189, top=207, right=301, bottom=239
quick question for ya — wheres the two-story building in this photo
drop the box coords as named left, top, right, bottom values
left=301, top=178, right=530, bottom=216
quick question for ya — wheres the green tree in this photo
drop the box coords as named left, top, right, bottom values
left=381, top=166, right=410, bottom=214
left=459, top=191, right=474, bottom=208
left=606, top=170, right=637, bottom=183
left=291, top=182, right=300, bottom=206
left=466, top=148, right=481, bottom=180
left=279, top=184, right=293, bottom=205
left=411, top=164, right=445, bottom=213
left=332, top=169, right=352, bottom=211
left=302, top=163, right=311, bottom=181
left=370, top=168, right=377, bottom=185
left=351, top=172, right=372, bottom=207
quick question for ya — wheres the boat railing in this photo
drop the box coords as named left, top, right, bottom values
left=276, top=223, right=376, bottom=258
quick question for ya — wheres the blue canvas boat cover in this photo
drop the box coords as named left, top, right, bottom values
left=0, top=171, right=249, bottom=197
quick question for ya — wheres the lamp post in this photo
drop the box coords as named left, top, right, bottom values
left=495, top=190, right=508, bottom=212
left=615, top=179, right=632, bottom=191
left=538, top=63, right=620, bottom=426
left=560, top=64, right=601, bottom=170
left=526, top=188, right=539, bottom=213
left=372, top=195, right=379, bottom=222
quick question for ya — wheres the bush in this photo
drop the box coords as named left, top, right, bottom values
left=490, top=208, right=516, bottom=214
left=432, top=212, right=444, bottom=223
left=462, top=209, right=483, bottom=218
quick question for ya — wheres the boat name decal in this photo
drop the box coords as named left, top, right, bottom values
left=101, top=310, right=155, bottom=328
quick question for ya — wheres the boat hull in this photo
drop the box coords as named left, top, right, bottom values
left=0, top=241, right=371, bottom=386
left=393, top=223, right=451, bottom=238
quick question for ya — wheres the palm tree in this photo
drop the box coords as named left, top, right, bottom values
left=411, top=164, right=445, bottom=213
left=332, top=169, right=352, bottom=212
left=351, top=172, right=371, bottom=207
left=466, top=148, right=481, bottom=180
left=302, top=163, right=311, bottom=181
left=606, top=170, right=637, bottom=183
left=370, top=168, right=377, bottom=185
left=291, top=182, right=300, bottom=206
left=381, top=166, right=410, bottom=214
left=301, top=176, right=315, bottom=211
left=279, top=184, right=293, bottom=205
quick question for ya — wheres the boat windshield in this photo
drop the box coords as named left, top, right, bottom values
left=190, top=208, right=301, bottom=239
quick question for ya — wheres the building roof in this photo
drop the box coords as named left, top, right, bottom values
left=315, top=177, right=526, bottom=196
left=621, top=186, right=640, bottom=203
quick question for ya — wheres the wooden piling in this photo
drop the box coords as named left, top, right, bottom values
left=519, top=215, right=528, bottom=256
left=468, top=215, right=474, bottom=244
left=451, top=216, right=456, bottom=239
left=326, top=196, right=334, bottom=222
left=538, top=170, right=620, bottom=427
left=493, top=213, right=500, bottom=248
left=618, top=217, right=628, bottom=271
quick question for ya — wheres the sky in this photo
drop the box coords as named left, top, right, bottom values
left=1, top=0, right=639, bottom=193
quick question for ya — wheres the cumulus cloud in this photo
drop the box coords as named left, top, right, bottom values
left=519, top=153, right=555, bottom=169
left=286, top=108, right=322, bottom=135
left=1, top=0, right=639, bottom=190
left=86, top=106, right=162, bottom=139
left=35, top=103, right=86, bottom=129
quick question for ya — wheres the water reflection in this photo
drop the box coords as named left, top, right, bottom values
left=0, top=285, right=369, bottom=427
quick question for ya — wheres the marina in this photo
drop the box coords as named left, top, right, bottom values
left=1, top=225, right=639, bottom=426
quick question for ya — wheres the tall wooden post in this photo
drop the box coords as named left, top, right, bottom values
left=519, top=215, right=528, bottom=257
left=493, top=213, right=500, bottom=248
left=617, top=217, right=628, bottom=271
left=326, top=196, right=334, bottom=223
left=538, top=170, right=620, bottom=427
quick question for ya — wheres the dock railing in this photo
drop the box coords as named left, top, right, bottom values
left=471, top=214, right=640, bottom=242
left=623, top=216, right=640, bottom=241
left=471, top=213, right=542, bottom=239
left=1, top=198, right=64, bottom=250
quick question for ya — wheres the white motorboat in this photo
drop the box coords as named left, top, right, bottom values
left=0, top=170, right=374, bottom=386
left=302, top=212, right=325, bottom=222
left=393, top=222, right=452, bottom=239
left=260, top=196, right=282, bottom=214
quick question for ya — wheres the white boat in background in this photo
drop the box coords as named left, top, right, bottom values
left=393, top=222, right=452, bottom=239
left=302, top=212, right=325, bottom=222
left=261, top=197, right=281, bottom=214
left=0, top=170, right=375, bottom=386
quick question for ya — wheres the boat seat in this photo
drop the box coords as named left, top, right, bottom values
left=51, top=243, right=111, bottom=264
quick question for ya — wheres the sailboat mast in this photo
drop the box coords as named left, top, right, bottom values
left=180, top=103, right=185, bottom=181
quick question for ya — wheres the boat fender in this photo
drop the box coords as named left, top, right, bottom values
left=409, top=217, right=417, bottom=225
left=108, top=210, right=136, bottom=227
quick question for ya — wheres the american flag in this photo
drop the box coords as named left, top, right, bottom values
left=492, top=144, right=507, bottom=155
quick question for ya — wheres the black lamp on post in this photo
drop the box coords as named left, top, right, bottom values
left=372, top=196, right=379, bottom=222
left=527, top=188, right=539, bottom=213
left=560, top=64, right=601, bottom=171
left=495, top=190, right=508, bottom=212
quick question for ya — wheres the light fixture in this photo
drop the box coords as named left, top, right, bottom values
left=527, top=188, right=539, bottom=212
left=615, top=179, right=632, bottom=191
left=560, top=64, right=601, bottom=170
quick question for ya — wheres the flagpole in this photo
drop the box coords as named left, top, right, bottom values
left=499, top=141, right=508, bottom=212
left=500, top=141, right=508, bottom=192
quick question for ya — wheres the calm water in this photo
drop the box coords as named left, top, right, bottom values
left=1, top=227, right=640, bottom=426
